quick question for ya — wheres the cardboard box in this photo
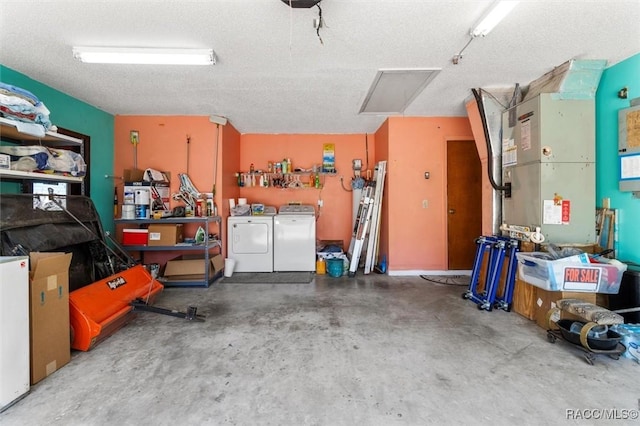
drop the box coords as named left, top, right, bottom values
left=29, top=252, right=72, bottom=384
left=122, top=229, right=148, bottom=245
left=516, top=252, right=626, bottom=294
left=163, top=254, right=223, bottom=280
left=513, top=274, right=537, bottom=321
left=123, top=169, right=171, bottom=183
left=148, top=224, right=183, bottom=246
left=534, top=288, right=597, bottom=329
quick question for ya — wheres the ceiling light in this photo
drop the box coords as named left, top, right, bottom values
left=470, top=1, right=519, bottom=38
left=452, top=1, right=519, bottom=64
left=72, top=47, right=216, bottom=65
left=359, top=69, right=441, bottom=114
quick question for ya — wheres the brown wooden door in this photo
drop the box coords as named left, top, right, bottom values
left=447, top=139, right=482, bottom=270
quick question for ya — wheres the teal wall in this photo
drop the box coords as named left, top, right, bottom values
left=0, top=65, right=115, bottom=233
left=596, top=53, right=640, bottom=264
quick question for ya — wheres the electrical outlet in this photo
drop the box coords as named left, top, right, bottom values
left=318, top=199, right=323, bottom=207
left=422, top=200, right=428, bottom=208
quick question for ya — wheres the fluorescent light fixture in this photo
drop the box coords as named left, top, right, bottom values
left=470, top=1, right=519, bottom=37
left=359, top=68, right=441, bottom=114
left=72, top=47, right=216, bottom=65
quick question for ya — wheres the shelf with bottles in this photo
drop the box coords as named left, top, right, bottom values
left=236, top=170, right=335, bottom=189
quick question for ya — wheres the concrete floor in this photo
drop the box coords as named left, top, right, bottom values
left=1, top=274, right=638, bottom=425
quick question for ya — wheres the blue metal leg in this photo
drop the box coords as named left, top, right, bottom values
left=494, top=239, right=520, bottom=311
left=463, top=237, right=493, bottom=304
left=502, top=240, right=520, bottom=307
left=464, top=236, right=505, bottom=311
left=483, top=240, right=507, bottom=310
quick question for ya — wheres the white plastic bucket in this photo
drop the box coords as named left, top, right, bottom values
left=122, top=204, right=135, bottom=219
left=224, top=258, right=235, bottom=277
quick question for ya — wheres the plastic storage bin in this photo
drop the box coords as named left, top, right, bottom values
left=516, top=252, right=626, bottom=293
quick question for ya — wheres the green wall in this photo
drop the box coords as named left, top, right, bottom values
left=596, top=53, right=640, bottom=264
left=0, top=65, right=115, bottom=233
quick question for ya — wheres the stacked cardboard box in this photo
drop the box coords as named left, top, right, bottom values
left=29, top=252, right=72, bottom=384
left=148, top=224, right=183, bottom=246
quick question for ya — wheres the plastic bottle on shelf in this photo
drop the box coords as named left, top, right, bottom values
left=314, top=173, right=320, bottom=189
left=207, top=198, right=214, bottom=216
left=282, top=158, right=288, bottom=174
left=250, top=163, right=255, bottom=173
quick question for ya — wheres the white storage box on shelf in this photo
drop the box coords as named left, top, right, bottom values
left=515, top=252, right=627, bottom=294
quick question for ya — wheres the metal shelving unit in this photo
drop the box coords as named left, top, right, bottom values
left=0, top=117, right=85, bottom=184
left=114, top=216, right=223, bottom=287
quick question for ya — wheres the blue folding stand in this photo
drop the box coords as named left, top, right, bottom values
left=462, top=236, right=520, bottom=311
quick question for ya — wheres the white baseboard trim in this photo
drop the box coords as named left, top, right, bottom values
left=388, top=270, right=472, bottom=276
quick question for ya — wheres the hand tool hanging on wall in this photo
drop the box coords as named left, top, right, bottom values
left=186, top=134, right=191, bottom=174
left=212, top=123, right=220, bottom=216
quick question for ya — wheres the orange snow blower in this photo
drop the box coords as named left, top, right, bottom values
left=44, top=189, right=204, bottom=352
left=69, top=265, right=164, bottom=351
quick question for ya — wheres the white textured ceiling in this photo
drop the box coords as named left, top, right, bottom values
left=0, top=0, right=638, bottom=134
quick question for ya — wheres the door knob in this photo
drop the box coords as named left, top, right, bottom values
left=448, top=209, right=456, bottom=214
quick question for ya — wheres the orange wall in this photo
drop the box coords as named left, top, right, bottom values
left=239, top=133, right=374, bottom=248
left=386, top=117, right=474, bottom=272
left=114, top=114, right=477, bottom=272
left=114, top=115, right=221, bottom=204
left=114, top=115, right=226, bottom=263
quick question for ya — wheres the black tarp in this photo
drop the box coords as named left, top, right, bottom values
left=0, top=194, right=124, bottom=291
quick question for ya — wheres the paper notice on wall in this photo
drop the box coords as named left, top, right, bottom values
left=543, top=199, right=562, bottom=224
left=621, top=154, right=640, bottom=179
left=543, top=199, right=571, bottom=225
left=502, top=138, right=517, bottom=166
left=521, top=120, right=531, bottom=151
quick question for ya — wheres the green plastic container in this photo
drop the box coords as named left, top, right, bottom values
left=326, top=258, right=343, bottom=278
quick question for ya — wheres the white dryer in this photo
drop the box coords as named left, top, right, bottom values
left=274, top=204, right=316, bottom=272
left=227, top=206, right=276, bottom=272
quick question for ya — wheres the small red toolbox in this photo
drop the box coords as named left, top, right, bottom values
left=122, top=229, right=148, bottom=245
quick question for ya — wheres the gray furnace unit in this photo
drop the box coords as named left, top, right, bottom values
left=502, top=93, right=595, bottom=244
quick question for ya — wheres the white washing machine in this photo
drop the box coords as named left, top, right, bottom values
left=227, top=206, right=276, bottom=272
left=274, top=205, right=316, bottom=272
